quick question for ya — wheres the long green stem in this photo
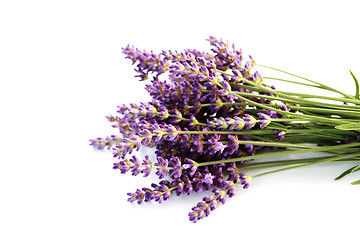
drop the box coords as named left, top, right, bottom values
left=252, top=152, right=360, bottom=178
left=216, top=68, right=360, bottom=111
left=238, top=157, right=360, bottom=171
left=262, top=76, right=320, bottom=88
left=227, top=89, right=351, bottom=125
left=227, top=91, right=360, bottom=117
left=231, top=78, right=360, bottom=112
left=213, top=82, right=360, bottom=111
left=284, top=105, right=360, bottom=118
left=256, top=64, right=356, bottom=99
left=197, top=142, right=360, bottom=167
left=179, top=128, right=358, bottom=137
left=214, top=73, right=355, bottom=125
left=276, top=89, right=360, bottom=105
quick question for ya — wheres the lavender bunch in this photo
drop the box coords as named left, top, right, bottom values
left=91, top=36, right=360, bottom=222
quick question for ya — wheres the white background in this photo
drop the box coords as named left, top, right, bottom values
left=1, top=0, right=360, bottom=239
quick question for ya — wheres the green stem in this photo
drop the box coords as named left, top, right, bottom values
left=221, top=83, right=360, bottom=111
left=178, top=130, right=276, bottom=135
left=228, top=91, right=360, bottom=116
left=213, top=76, right=351, bottom=125
left=214, top=68, right=360, bottom=111
left=197, top=142, right=360, bottom=167
left=285, top=105, right=360, bottom=118
left=256, top=64, right=355, bottom=99
left=276, top=90, right=360, bottom=105
left=200, top=102, right=241, bottom=107
left=231, top=78, right=360, bottom=112
left=178, top=128, right=358, bottom=137
left=262, top=76, right=320, bottom=88
left=227, top=89, right=349, bottom=125
left=238, top=157, right=360, bottom=171
left=252, top=152, right=360, bottom=178
left=234, top=140, right=316, bottom=149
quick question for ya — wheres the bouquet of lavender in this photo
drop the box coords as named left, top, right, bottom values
left=90, top=36, right=360, bottom=223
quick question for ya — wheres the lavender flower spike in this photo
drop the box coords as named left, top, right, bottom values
left=89, top=135, right=122, bottom=149
left=182, top=158, right=198, bottom=177
left=188, top=195, right=218, bottom=223
left=113, top=155, right=153, bottom=177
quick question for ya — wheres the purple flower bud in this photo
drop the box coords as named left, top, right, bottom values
left=113, top=162, right=120, bottom=170
left=280, top=104, right=289, bottom=112
left=182, top=158, right=198, bottom=177
left=275, top=130, right=286, bottom=142
left=127, top=189, right=144, bottom=204
left=212, top=188, right=226, bottom=204
left=197, top=57, right=206, bottom=65
left=244, top=114, right=257, bottom=130
left=258, top=113, right=271, bottom=129
left=239, top=174, right=252, bottom=189
left=141, top=155, right=152, bottom=177
left=154, top=157, right=170, bottom=179
left=142, top=188, right=154, bottom=202
left=141, top=135, right=152, bottom=146
left=201, top=173, right=214, bottom=185
left=169, top=109, right=182, bottom=124
left=130, top=155, right=142, bottom=176
left=226, top=135, right=239, bottom=155
left=220, top=80, right=231, bottom=91
left=266, top=110, right=278, bottom=118
left=169, top=156, right=182, bottom=180
left=217, top=89, right=228, bottom=96
left=215, top=142, right=226, bottom=153
left=253, top=71, right=262, bottom=83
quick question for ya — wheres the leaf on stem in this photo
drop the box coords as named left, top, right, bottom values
left=351, top=179, right=360, bottom=185
left=334, top=165, right=360, bottom=180
left=350, top=164, right=360, bottom=174
left=349, top=70, right=359, bottom=100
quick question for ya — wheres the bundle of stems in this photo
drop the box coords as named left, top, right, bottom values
left=217, top=65, right=360, bottom=183
left=91, top=36, right=360, bottom=222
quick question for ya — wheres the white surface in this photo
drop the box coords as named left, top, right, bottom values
left=1, top=1, right=360, bottom=239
